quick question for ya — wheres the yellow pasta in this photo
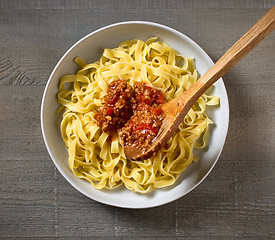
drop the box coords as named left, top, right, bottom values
left=57, top=37, right=219, bottom=194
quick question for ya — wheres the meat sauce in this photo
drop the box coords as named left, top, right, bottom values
left=95, top=80, right=134, bottom=134
left=95, top=79, right=166, bottom=156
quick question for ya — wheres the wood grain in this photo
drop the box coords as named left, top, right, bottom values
left=0, top=0, right=274, bottom=9
left=0, top=1, right=275, bottom=239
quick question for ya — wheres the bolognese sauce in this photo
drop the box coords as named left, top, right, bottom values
left=95, top=79, right=134, bottom=134
left=96, top=79, right=166, bottom=157
left=119, top=82, right=166, bottom=150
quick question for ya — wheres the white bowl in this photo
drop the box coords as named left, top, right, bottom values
left=41, top=21, right=229, bottom=209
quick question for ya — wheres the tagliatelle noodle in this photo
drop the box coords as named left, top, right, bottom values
left=57, top=37, right=220, bottom=194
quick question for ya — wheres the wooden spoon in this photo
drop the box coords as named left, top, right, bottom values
left=125, top=6, right=275, bottom=161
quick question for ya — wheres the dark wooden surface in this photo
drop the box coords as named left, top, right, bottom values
left=0, top=1, right=275, bottom=239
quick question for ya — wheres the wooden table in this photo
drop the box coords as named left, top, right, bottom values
left=1, top=1, right=274, bottom=238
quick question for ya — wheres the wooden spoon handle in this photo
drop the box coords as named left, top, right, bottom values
left=173, top=6, right=275, bottom=108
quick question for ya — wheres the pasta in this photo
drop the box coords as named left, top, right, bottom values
left=57, top=37, right=219, bottom=194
